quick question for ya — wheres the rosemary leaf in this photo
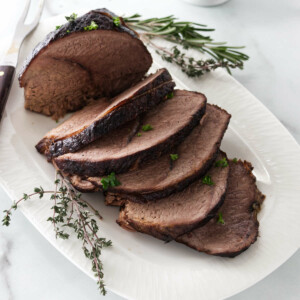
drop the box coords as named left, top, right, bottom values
left=123, top=14, right=249, bottom=77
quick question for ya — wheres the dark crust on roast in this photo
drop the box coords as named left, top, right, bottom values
left=216, top=161, right=265, bottom=258
left=117, top=152, right=229, bottom=241
left=53, top=93, right=206, bottom=176
left=69, top=104, right=231, bottom=199
left=36, top=70, right=175, bottom=158
left=176, top=159, right=266, bottom=258
left=104, top=150, right=219, bottom=203
left=18, top=8, right=142, bottom=83
left=117, top=150, right=219, bottom=203
left=106, top=105, right=230, bottom=202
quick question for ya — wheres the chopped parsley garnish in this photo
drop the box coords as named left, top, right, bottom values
left=202, top=175, right=214, bottom=186
left=66, top=30, right=70, bottom=33
left=166, top=92, right=174, bottom=99
left=170, top=154, right=178, bottom=161
left=137, top=132, right=142, bottom=137
left=232, top=157, right=238, bottom=163
left=101, top=172, right=121, bottom=190
left=142, top=124, right=153, bottom=131
left=65, top=13, right=77, bottom=22
left=215, top=157, right=228, bottom=168
left=217, top=212, right=225, bottom=224
left=55, top=25, right=61, bottom=30
left=113, top=17, right=121, bottom=27
left=84, top=21, right=99, bottom=31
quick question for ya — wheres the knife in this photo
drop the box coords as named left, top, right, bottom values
left=0, top=0, right=44, bottom=122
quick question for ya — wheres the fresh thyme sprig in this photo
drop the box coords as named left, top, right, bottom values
left=2, top=172, right=111, bottom=295
left=124, top=14, right=249, bottom=76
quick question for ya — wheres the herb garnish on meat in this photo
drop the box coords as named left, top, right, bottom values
left=202, top=175, right=214, bottom=186
left=142, top=124, right=153, bottom=131
left=217, top=212, right=225, bottom=224
left=170, top=154, right=179, bottom=161
left=65, top=13, right=77, bottom=22
left=215, top=157, right=228, bottom=168
left=84, top=21, right=99, bottom=31
left=101, top=172, right=121, bottom=190
left=166, top=92, right=174, bottom=99
left=113, top=17, right=121, bottom=27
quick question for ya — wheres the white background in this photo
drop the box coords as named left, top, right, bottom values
left=0, top=0, right=299, bottom=299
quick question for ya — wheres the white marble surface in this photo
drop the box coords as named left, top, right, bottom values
left=0, top=0, right=299, bottom=299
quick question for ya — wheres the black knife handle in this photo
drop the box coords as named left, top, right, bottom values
left=0, top=65, right=15, bottom=122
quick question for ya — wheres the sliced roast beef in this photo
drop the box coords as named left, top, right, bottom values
left=19, top=9, right=152, bottom=119
left=117, top=152, right=229, bottom=241
left=54, top=90, right=206, bottom=176
left=36, top=68, right=175, bottom=159
left=177, top=160, right=265, bottom=257
left=70, top=104, right=231, bottom=201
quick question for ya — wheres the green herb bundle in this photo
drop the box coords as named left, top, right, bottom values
left=2, top=172, right=111, bottom=295
left=124, top=14, right=249, bottom=77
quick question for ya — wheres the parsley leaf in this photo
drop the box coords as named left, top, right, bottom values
left=137, top=132, right=142, bottom=137
left=217, top=212, right=225, bottom=224
left=170, top=154, right=179, bottom=161
left=113, top=17, right=121, bottom=27
left=232, top=157, right=238, bottom=163
left=166, top=92, right=174, bottom=99
left=101, top=172, right=121, bottom=191
left=84, top=21, right=99, bottom=31
left=215, top=157, right=228, bottom=168
left=65, top=13, right=77, bottom=22
left=55, top=25, right=61, bottom=30
left=202, top=175, right=214, bottom=186
left=142, top=124, right=153, bottom=131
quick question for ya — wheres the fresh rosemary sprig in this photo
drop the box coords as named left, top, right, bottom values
left=124, top=14, right=249, bottom=76
left=2, top=172, right=111, bottom=295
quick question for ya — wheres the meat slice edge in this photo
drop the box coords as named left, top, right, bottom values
left=176, top=159, right=265, bottom=257
left=19, top=9, right=152, bottom=119
left=117, top=152, right=229, bottom=241
left=70, top=104, right=231, bottom=202
left=54, top=90, right=207, bottom=176
left=36, top=68, right=174, bottom=158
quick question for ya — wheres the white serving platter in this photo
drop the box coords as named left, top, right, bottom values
left=0, top=14, right=300, bottom=300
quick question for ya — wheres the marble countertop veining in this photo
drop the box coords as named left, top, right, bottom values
left=0, top=0, right=299, bottom=299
